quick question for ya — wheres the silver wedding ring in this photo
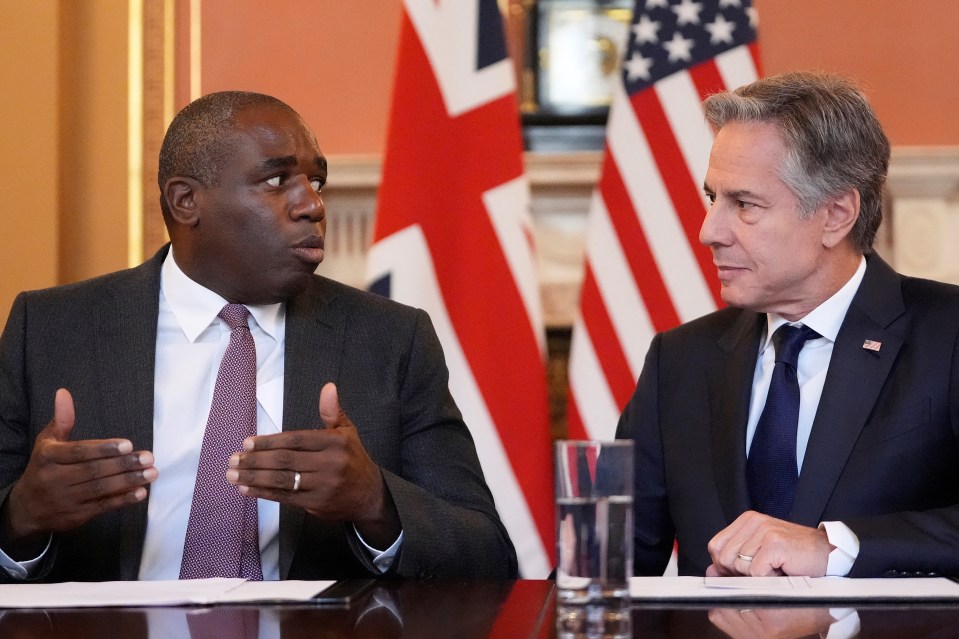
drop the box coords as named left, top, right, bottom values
left=292, top=471, right=301, bottom=492
left=737, top=552, right=754, bottom=562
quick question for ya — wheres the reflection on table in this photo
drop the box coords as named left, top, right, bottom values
left=0, top=580, right=551, bottom=639
left=4, top=580, right=959, bottom=638
left=627, top=604, right=959, bottom=639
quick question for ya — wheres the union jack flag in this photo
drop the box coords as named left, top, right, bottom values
left=367, top=0, right=553, bottom=577
left=567, top=0, right=762, bottom=441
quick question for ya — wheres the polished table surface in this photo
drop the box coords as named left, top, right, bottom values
left=2, top=580, right=959, bottom=638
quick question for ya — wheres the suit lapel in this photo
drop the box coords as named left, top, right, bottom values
left=710, top=312, right=765, bottom=523
left=278, top=276, right=345, bottom=578
left=96, top=248, right=165, bottom=580
left=791, top=255, right=905, bottom=526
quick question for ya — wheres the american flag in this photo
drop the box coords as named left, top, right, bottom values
left=567, top=0, right=761, bottom=441
left=367, top=0, right=554, bottom=577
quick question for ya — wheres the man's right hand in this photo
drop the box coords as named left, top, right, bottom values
left=0, top=389, right=157, bottom=557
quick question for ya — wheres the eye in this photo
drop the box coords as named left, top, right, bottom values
left=310, top=178, right=324, bottom=193
left=704, top=192, right=716, bottom=205
left=266, top=176, right=282, bottom=187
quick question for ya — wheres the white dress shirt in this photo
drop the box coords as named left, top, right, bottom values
left=746, top=257, right=867, bottom=576
left=141, top=251, right=400, bottom=579
left=139, top=251, right=287, bottom=579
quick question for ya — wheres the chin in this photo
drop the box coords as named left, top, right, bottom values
left=276, top=273, right=313, bottom=301
left=719, top=288, right=755, bottom=312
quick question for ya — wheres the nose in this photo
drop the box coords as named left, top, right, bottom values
left=699, top=202, right=726, bottom=247
left=290, top=176, right=325, bottom=223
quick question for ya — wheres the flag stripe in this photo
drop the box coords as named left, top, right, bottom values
left=608, top=81, right=717, bottom=323
left=656, top=70, right=713, bottom=189
left=569, top=0, right=761, bottom=450
left=631, top=89, right=723, bottom=310
left=689, top=59, right=727, bottom=101
left=586, top=189, right=656, bottom=375
left=370, top=0, right=553, bottom=577
left=568, top=315, right=621, bottom=440
left=598, top=155, right=680, bottom=334
left=580, top=267, right=637, bottom=410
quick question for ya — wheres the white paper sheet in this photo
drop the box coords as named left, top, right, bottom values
left=629, top=577, right=959, bottom=601
left=630, top=576, right=959, bottom=601
left=0, top=578, right=335, bottom=608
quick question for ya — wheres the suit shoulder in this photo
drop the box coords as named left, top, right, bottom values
left=309, top=275, right=424, bottom=323
left=658, top=306, right=750, bottom=345
left=12, top=261, right=157, bottom=312
left=900, top=273, right=959, bottom=308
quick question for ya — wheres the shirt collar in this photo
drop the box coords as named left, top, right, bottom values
left=762, top=256, right=867, bottom=349
left=160, top=248, right=283, bottom=342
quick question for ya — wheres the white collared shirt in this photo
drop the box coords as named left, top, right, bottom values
left=139, top=251, right=286, bottom=579
left=746, top=256, right=867, bottom=575
left=140, top=250, right=400, bottom=579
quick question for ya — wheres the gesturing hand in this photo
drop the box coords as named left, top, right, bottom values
left=227, top=382, right=400, bottom=548
left=1, top=389, right=158, bottom=557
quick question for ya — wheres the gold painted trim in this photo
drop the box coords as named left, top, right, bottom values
left=190, top=0, right=201, bottom=100
left=128, top=0, right=144, bottom=267
left=164, top=0, right=175, bottom=123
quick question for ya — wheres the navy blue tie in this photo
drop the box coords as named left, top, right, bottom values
left=747, top=324, right=820, bottom=519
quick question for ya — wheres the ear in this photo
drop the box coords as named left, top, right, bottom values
left=821, top=188, right=860, bottom=249
left=162, top=177, right=204, bottom=228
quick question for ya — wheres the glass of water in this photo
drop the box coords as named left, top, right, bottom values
left=555, top=440, right=634, bottom=603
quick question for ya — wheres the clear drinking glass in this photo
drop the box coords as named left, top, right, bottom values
left=555, top=439, right=634, bottom=604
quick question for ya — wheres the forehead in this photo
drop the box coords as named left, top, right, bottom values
left=230, top=104, right=324, bottom=161
left=706, top=120, right=787, bottom=189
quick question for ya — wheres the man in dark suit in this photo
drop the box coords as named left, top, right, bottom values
left=0, top=91, right=516, bottom=581
left=618, top=71, right=959, bottom=577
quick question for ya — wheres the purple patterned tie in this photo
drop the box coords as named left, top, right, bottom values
left=180, top=304, right=263, bottom=580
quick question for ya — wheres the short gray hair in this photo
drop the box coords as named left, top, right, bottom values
left=703, top=72, right=890, bottom=254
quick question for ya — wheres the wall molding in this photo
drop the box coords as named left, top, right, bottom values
left=321, top=148, right=959, bottom=326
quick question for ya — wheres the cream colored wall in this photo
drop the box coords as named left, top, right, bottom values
left=57, top=2, right=130, bottom=286
left=754, top=0, right=959, bottom=146
left=0, top=1, right=60, bottom=326
left=0, top=0, right=129, bottom=328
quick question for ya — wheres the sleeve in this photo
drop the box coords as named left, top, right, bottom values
left=0, top=293, right=57, bottom=582
left=351, top=308, right=518, bottom=580
left=615, top=333, right=676, bottom=576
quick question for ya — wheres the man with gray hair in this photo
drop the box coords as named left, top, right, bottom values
left=618, top=71, right=959, bottom=577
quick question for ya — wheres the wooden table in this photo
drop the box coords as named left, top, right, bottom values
left=3, top=580, right=959, bottom=637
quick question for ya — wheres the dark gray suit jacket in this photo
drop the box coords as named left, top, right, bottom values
left=617, top=253, right=959, bottom=577
left=0, top=246, right=517, bottom=581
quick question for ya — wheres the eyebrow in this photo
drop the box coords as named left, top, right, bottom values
left=259, top=155, right=328, bottom=172
left=702, top=182, right=761, bottom=200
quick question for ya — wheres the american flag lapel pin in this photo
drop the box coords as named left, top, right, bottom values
left=862, top=339, right=882, bottom=352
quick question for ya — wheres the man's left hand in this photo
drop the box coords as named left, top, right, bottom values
left=706, top=511, right=833, bottom=577
left=227, top=382, right=401, bottom=548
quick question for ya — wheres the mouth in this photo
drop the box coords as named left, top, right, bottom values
left=714, top=264, right=747, bottom=282
left=291, top=236, right=325, bottom=265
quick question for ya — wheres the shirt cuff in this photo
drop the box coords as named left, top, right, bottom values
left=826, top=608, right=861, bottom=639
left=0, top=535, right=52, bottom=580
left=819, top=521, right=860, bottom=577
left=353, top=527, right=403, bottom=573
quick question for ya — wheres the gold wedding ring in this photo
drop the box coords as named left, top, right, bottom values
left=737, top=552, right=754, bottom=562
left=292, top=471, right=302, bottom=492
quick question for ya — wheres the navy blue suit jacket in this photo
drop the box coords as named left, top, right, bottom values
left=617, top=253, right=959, bottom=576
